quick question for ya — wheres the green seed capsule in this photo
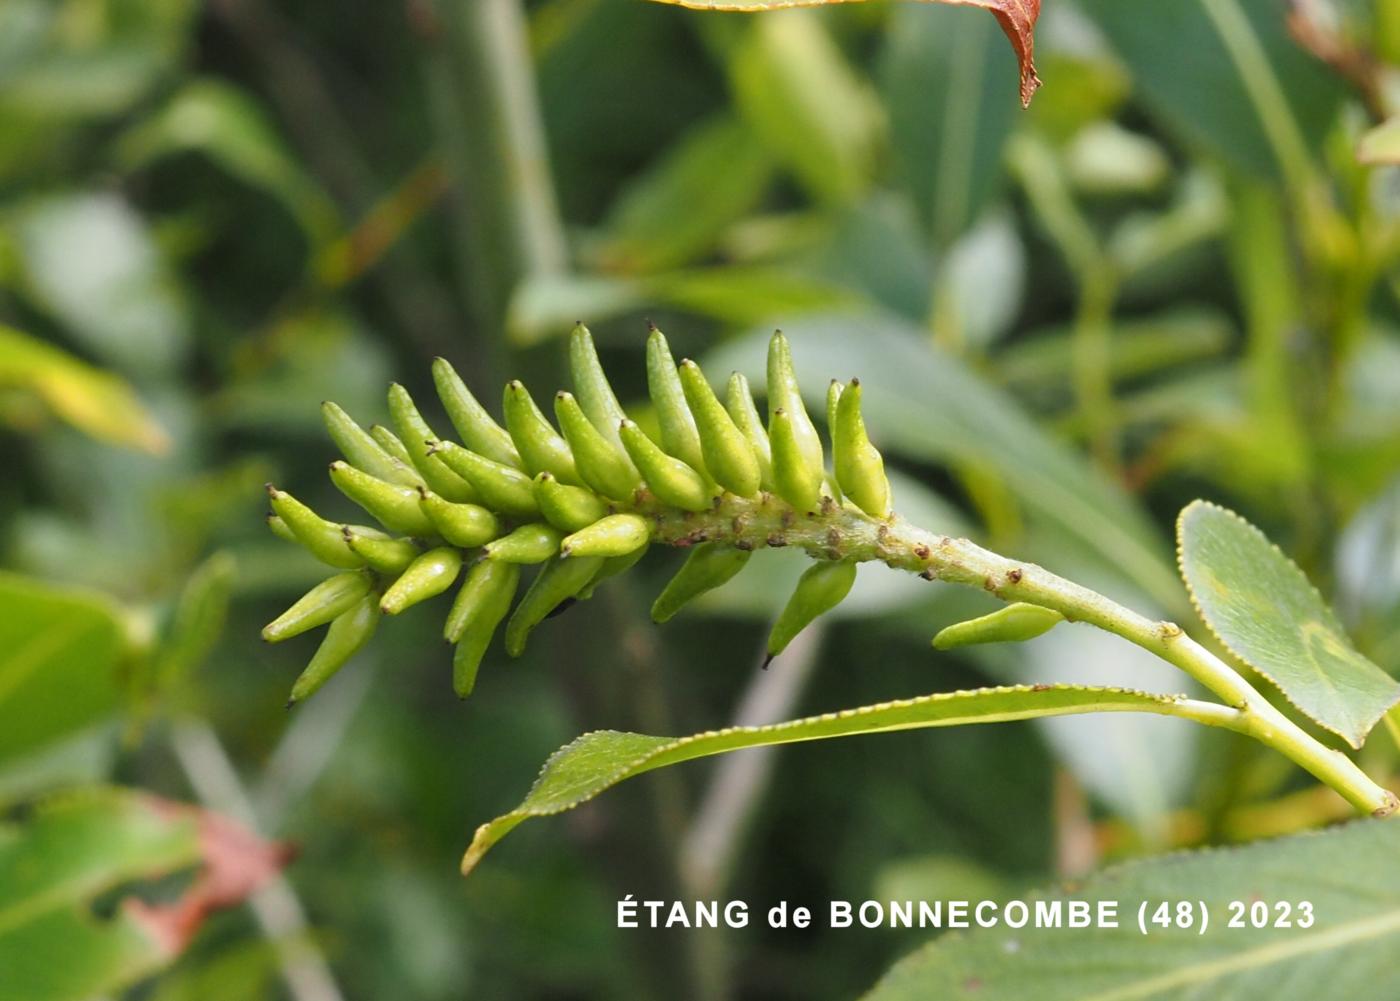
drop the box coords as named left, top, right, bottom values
left=932, top=603, right=1065, bottom=650
left=766, top=560, right=857, bottom=661
left=267, top=513, right=297, bottom=544
left=322, top=401, right=423, bottom=488
left=380, top=546, right=463, bottom=615
left=766, top=331, right=823, bottom=479
left=503, top=380, right=581, bottom=485
left=679, top=360, right=761, bottom=497
left=577, top=546, right=647, bottom=600
left=651, top=543, right=752, bottom=623
left=418, top=489, right=500, bottom=548
left=769, top=409, right=823, bottom=512
left=824, top=380, right=845, bottom=504
left=329, top=461, right=437, bottom=536
left=431, top=357, right=522, bottom=468
left=266, top=485, right=364, bottom=569
left=447, top=560, right=520, bottom=697
left=725, top=372, right=773, bottom=491
left=504, top=555, right=605, bottom=657
left=646, top=326, right=706, bottom=475
left=342, top=527, right=421, bottom=575
left=288, top=595, right=380, bottom=705
left=561, top=513, right=650, bottom=559
left=533, top=471, right=609, bottom=532
left=554, top=391, right=641, bottom=502
left=483, top=522, right=564, bottom=564
left=388, top=383, right=478, bottom=503
left=833, top=378, right=892, bottom=518
left=619, top=419, right=712, bottom=513
left=370, top=424, right=414, bottom=466
left=568, top=323, right=629, bottom=451
left=431, top=440, right=540, bottom=519
left=262, top=570, right=373, bottom=642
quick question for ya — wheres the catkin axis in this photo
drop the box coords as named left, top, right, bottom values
left=766, top=560, right=858, bottom=664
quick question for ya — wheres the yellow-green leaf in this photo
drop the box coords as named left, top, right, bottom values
left=462, top=684, right=1195, bottom=874
left=1178, top=500, right=1400, bottom=748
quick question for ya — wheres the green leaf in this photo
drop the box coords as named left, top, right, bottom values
left=865, top=817, right=1400, bottom=1000
left=1077, top=0, right=1345, bottom=179
left=0, top=572, right=129, bottom=770
left=0, top=789, right=200, bottom=1001
left=13, top=192, right=190, bottom=379
left=115, top=78, right=340, bottom=247
left=0, top=787, right=285, bottom=1001
left=462, top=685, right=1195, bottom=874
left=1177, top=500, right=1400, bottom=747
left=0, top=324, right=170, bottom=453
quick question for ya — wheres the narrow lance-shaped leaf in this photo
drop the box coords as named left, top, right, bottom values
left=645, top=0, right=1041, bottom=107
left=461, top=685, right=1199, bottom=874
left=1178, top=500, right=1400, bottom=748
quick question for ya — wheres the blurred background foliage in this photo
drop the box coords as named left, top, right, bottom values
left=1, top=0, right=1400, bottom=998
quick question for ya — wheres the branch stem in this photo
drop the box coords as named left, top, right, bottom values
left=644, top=495, right=1399, bottom=818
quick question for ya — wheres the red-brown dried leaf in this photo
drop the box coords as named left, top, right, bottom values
left=650, top=0, right=1042, bottom=106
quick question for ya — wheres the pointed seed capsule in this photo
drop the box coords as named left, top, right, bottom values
left=932, top=603, right=1064, bottom=650
left=431, top=357, right=522, bottom=468
left=577, top=546, right=647, bottom=601
left=504, top=555, right=605, bottom=657
left=387, top=384, right=478, bottom=502
left=342, top=527, right=421, bottom=575
left=418, top=489, right=500, bottom=548
left=431, top=440, right=539, bottom=518
left=651, top=543, right=752, bottom=623
left=288, top=595, right=380, bottom=704
left=262, top=570, right=373, bottom=642
left=329, top=461, right=437, bottom=536
left=824, top=380, right=845, bottom=503
left=370, top=424, right=414, bottom=466
left=483, top=522, right=564, bottom=564
left=769, top=409, right=823, bottom=512
left=322, top=401, right=423, bottom=487
left=646, top=326, right=706, bottom=475
left=446, top=560, right=520, bottom=696
left=679, top=360, right=761, bottom=497
left=533, top=471, right=609, bottom=532
left=503, top=380, right=581, bottom=484
left=380, top=547, right=463, bottom=615
left=561, top=513, right=650, bottom=559
left=766, top=560, right=857, bottom=661
left=554, top=391, right=641, bottom=501
left=767, top=331, right=823, bottom=479
left=833, top=378, right=892, bottom=518
left=618, top=419, right=712, bottom=512
left=568, top=323, right=629, bottom=451
left=266, top=485, right=364, bottom=569
left=267, top=513, right=297, bottom=544
left=725, top=372, right=773, bottom=490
